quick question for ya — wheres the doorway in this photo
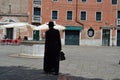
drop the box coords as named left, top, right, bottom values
left=117, top=30, right=120, bottom=46
left=33, top=30, right=39, bottom=41
left=65, top=30, right=80, bottom=45
left=102, top=29, right=110, bottom=46
left=6, top=28, right=13, bottom=39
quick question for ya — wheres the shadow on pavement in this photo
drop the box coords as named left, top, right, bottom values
left=0, top=66, right=119, bottom=80
left=0, top=66, right=58, bottom=80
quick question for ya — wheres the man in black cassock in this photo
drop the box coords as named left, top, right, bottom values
left=43, top=21, right=61, bottom=75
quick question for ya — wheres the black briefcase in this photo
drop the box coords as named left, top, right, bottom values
left=60, top=51, right=66, bottom=61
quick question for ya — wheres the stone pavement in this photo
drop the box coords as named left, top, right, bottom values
left=0, top=45, right=120, bottom=80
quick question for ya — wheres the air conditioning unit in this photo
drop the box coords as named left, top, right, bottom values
left=117, top=19, right=120, bottom=25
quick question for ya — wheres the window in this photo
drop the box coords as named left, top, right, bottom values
left=34, top=0, right=41, bottom=5
left=112, top=0, right=117, bottom=5
left=52, top=10, right=58, bottom=20
left=96, top=12, right=102, bottom=21
left=82, top=0, right=86, bottom=2
left=34, top=7, right=40, bottom=16
left=81, top=11, right=86, bottom=21
left=33, top=7, right=41, bottom=22
left=67, top=11, right=72, bottom=20
left=97, top=0, right=102, bottom=2
left=68, top=0, right=72, bottom=2
left=117, top=11, right=120, bottom=25
left=118, top=11, right=120, bottom=18
left=53, top=0, right=58, bottom=1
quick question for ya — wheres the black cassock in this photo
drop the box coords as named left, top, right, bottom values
left=43, top=28, right=61, bottom=74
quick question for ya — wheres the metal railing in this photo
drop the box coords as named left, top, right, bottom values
left=117, top=19, right=120, bottom=25
left=32, top=15, right=41, bottom=22
left=33, top=0, right=41, bottom=5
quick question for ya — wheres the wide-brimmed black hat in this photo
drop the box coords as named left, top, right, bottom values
left=47, top=21, right=55, bottom=27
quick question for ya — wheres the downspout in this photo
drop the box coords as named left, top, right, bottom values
left=75, top=0, right=84, bottom=28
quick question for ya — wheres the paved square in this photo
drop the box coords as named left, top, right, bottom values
left=0, top=45, right=120, bottom=80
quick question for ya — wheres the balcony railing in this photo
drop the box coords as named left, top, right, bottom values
left=32, top=15, right=41, bottom=22
left=33, top=0, right=41, bottom=5
left=117, top=19, right=120, bottom=25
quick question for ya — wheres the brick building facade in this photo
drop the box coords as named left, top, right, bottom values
left=0, top=0, right=120, bottom=46
left=41, top=0, right=120, bottom=46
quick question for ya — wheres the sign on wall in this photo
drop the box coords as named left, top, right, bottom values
left=87, top=27, right=94, bottom=37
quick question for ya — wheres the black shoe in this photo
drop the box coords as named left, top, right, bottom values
left=44, top=71, right=51, bottom=74
left=52, top=72, right=59, bottom=75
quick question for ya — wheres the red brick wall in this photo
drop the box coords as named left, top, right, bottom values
left=28, top=0, right=33, bottom=23
left=42, top=0, right=120, bottom=40
left=42, top=0, right=79, bottom=25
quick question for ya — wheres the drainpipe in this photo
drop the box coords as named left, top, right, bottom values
left=9, top=4, right=11, bottom=14
left=75, top=0, right=84, bottom=28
